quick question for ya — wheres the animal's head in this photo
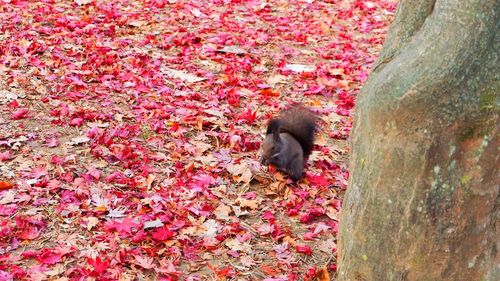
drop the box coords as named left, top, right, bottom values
left=260, top=119, right=283, bottom=166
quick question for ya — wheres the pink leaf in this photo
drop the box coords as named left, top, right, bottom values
left=134, top=254, right=155, bottom=269
left=44, top=136, right=59, bottom=148
left=0, top=151, right=13, bottom=161
left=115, top=217, right=140, bottom=234
left=11, top=108, right=29, bottom=120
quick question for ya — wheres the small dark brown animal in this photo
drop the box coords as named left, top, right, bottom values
left=261, top=105, right=317, bottom=181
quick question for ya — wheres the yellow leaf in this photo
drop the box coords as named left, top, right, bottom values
left=95, top=205, right=107, bottom=212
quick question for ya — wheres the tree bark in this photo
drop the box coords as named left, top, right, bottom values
left=338, top=0, right=499, bottom=280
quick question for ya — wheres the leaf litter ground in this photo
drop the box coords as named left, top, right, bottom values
left=0, top=0, right=396, bottom=280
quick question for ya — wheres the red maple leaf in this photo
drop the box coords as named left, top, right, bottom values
left=307, top=174, right=332, bottom=187
left=151, top=226, right=174, bottom=242
left=36, top=248, right=63, bottom=265
left=237, top=109, right=257, bottom=124
left=296, top=245, right=313, bottom=256
left=18, top=226, right=40, bottom=240
left=87, top=257, right=110, bottom=276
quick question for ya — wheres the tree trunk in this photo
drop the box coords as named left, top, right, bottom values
left=338, top=0, right=499, bottom=280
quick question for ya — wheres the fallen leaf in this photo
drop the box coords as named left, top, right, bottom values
left=144, top=218, right=164, bottom=229
left=128, top=20, right=147, bottom=27
left=285, top=64, right=316, bottom=72
left=74, top=0, right=92, bottom=5
left=225, top=239, right=252, bottom=253
left=226, top=163, right=252, bottom=183
left=0, top=181, right=14, bottom=190
left=259, top=88, right=280, bottom=97
left=65, top=136, right=90, bottom=146
left=134, top=254, right=155, bottom=269
left=163, top=68, right=206, bottom=83
left=152, top=226, right=174, bottom=242
left=261, top=264, right=280, bottom=276
left=267, top=74, right=289, bottom=86
left=236, top=198, right=261, bottom=210
left=85, top=217, right=99, bottom=230
left=217, top=46, right=247, bottom=55
left=316, top=266, right=330, bottom=281
left=214, top=204, right=232, bottom=221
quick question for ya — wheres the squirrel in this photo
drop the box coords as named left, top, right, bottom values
left=260, top=104, right=317, bottom=181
